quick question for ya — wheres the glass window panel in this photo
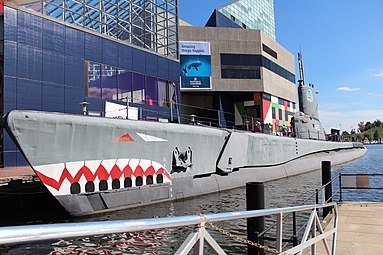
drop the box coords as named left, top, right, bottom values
left=145, top=76, right=157, bottom=106
left=23, top=2, right=43, bottom=13
left=101, top=66, right=118, bottom=100
left=157, top=79, right=168, bottom=107
left=44, top=3, right=63, bottom=19
left=169, top=81, right=177, bottom=107
left=132, top=73, right=145, bottom=104
left=88, top=62, right=101, bottom=98
left=118, top=70, right=132, bottom=102
left=86, top=0, right=100, bottom=8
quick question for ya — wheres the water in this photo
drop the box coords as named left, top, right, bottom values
left=2, top=145, right=382, bottom=254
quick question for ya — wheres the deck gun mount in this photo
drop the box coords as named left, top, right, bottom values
left=292, top=52, right=326, bottom=140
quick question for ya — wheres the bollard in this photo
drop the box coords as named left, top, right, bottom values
left=246, top=182, right=265, bottom=255
left=321, top=161, right=332, bottom=219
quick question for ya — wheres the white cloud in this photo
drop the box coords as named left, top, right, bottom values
left=320, top=109, right=383, bottom=132
left=374, top=72, right=383, bottom=77
left=368, top=92, right=383, bottom=97
left=337, top=87, right=360, bottom=92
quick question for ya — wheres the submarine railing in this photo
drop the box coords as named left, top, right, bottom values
left=0, top=202, right=338, bottom=255
left=99, top=95, right=321, bottom=138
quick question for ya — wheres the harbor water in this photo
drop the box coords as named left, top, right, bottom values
left=1, top=144, right=381, bottom=254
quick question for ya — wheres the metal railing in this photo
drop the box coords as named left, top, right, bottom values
left=338, top=173, right=383, bottom=202
left=0, top=203, right=338, bottom=255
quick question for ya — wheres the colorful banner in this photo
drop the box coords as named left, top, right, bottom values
left=180, top=41, right=212, bottom=90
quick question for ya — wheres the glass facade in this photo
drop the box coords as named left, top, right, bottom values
left=86, top=61, right=176, bottom=107
left=218, top=0, right=276, bottom=40
left=2, top=6, right=179, bottom=167
left=19, top=0, right=178, bottom=59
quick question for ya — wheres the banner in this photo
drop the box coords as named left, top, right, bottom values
left=180, top=41, right=212, bottom=90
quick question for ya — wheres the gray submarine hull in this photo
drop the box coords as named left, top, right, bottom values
left=4, top=110, right=366, bottom=216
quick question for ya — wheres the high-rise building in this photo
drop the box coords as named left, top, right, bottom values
left=206, top=0, right=276, bottom=40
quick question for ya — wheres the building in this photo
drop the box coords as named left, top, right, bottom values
left=179, top=0, right=296, bottom=133
left=206, top=0, right=276, bottom=40
left=1, top=0, right=180, bottom=167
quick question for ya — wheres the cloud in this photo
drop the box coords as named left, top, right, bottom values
left=368, top=92, right=383, bottom=97
left=374, top=72, right=383, bottom=77
left=337, top=87, right=360, bottom=92
left=320, top=109, right=383, bottom=132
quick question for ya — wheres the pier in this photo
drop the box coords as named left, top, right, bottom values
left=316, top=202, right=383, bottom=255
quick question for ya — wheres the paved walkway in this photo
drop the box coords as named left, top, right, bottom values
left=315, top=202, right=383, bottom=255
left=0, top=166, right=35, bottom=184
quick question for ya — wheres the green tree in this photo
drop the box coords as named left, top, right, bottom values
left=364, top=133, right=371, bottom=142
left=374, top=130, right=380, bottom=141
left=356, top=133, right=362, bottom=142
left=342, top=131, right=350, bottom=141
left=374, top=119, right=382, bottom=127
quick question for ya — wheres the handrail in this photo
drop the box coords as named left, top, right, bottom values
left=0, top=203, right=336, bottom=247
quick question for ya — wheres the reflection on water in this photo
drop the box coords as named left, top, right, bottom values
left=3, top=145, right=382, bottom=254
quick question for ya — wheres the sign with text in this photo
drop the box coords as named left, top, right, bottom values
left=180, top=41, right=212, bottom=90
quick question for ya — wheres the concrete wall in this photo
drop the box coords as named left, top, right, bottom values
left=179, top=26, right=296, bottom=102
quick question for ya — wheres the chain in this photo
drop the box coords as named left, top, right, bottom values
left=198, top=213, right=290, bottom=255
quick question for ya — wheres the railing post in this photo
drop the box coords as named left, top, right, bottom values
left=339, top=173, right=343, bottom=202
left=322, top=161, right=332, bottom=219
left=292, top=212, right=298, bottom=246
left=246, top=182, right=265, bottom=255
left=276, top=212, right=283, bottom=252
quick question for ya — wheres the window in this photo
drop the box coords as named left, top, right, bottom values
left=279, top=109, right=283, bottom=120
left=262, top=44, right=278, bottom=59
left=146, top=76, right=158, bottom=106
left=132, top=73, right=145, bottom=104
left=88, top=62, right=101, bottom=98
left=169, top=82, right=177, bottom=107
left=157, top=79, right=168, bottom=107
left=86, top=61, right=175, bottom=109
left=101, top=66, right=118, bottom=100
left=118, top=70, right=132, bottom=102
left=221, top=69, right=260, bottom=79
left=220, top=54, right=295, bottom=82
left=272, top=107, right=276, bottom=119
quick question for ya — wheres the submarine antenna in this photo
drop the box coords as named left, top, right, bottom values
left=298, top=51, right=305, bottom=87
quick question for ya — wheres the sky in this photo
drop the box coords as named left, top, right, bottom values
left=179, top=0, right=383, bottom=132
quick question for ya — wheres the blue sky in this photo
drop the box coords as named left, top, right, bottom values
left=179, top=0, right=383, bottom=132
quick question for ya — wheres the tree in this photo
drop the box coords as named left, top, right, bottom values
left=365, top=121, right=372, bottom=131
left=358, top=122, right=365, bottom=132
left=374, top=119, right=382, bottom=128
left=342, top=131, right=350, bottom=141
left=356, top=133, right=362, bottom=142
left=364, top=133, right=371, bottom=142
left=374, top=130, right=380, bottom=141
